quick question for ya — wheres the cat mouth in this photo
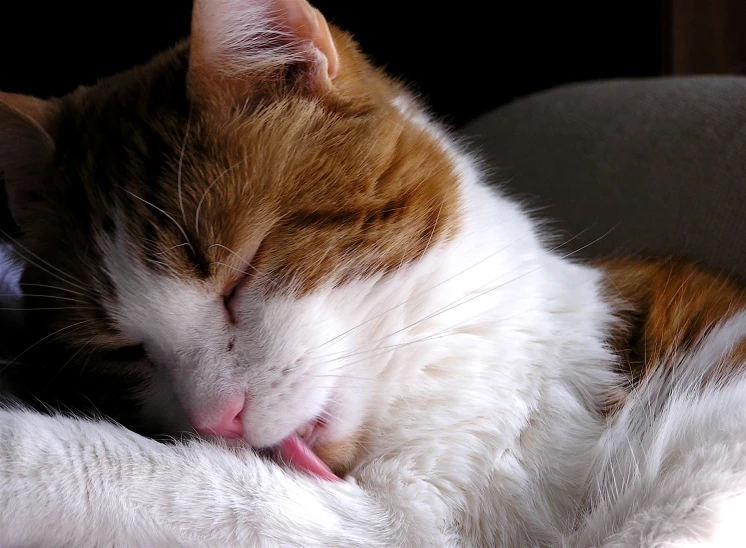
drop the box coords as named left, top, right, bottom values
left=197, top=410, right=341, bottom=481
left=274, top=416, right=341, bottom=482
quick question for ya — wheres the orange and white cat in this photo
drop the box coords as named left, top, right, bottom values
left=2, top=0, right=746, bottom=546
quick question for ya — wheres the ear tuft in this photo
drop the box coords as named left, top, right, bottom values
left=189, top=0, right=339, bottom=101
left=0, top=93, right=58, bottom=230
left=280, top=0, right=338, bottom=79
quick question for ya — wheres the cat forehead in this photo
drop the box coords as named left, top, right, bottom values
left=59, top=43, right=410, bottom=214
left=55, top=51, right=457, bottom=270
left=109, top=99, right=460, bottom=294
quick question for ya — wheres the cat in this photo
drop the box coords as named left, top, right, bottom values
left=2, top=0, right=746, bottom=546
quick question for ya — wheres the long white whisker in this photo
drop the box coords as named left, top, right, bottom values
left=213, top=262, right=247, bottom=275
left=419, top=201, right=442, bottom=259
left=145, top=258, right=182, bottom=276
left=177, top=108, right=193, bottom=236
left=313, top=223, right=604, bottom=354
left=18, top=283, right=89, bottom=298
left=1, top=229, right=85, bottom=286
left=314, top=258, right=538, bottom=362
left=208, top=243, right=280, bottom=289
left=44, top=335, right=98, bottom=390
left=0, top=306, right=98, bottom=311
left=0, top=294, right=88, bottom=304
left=315, top=225, right=615, bottom=363
left=152, top=242, right=193, bottom=257
left=1, top=231, right=93, bottom=295
left=118, top=186, right=195, bottom=256
left=195, top=157, right=250, bottom=238
left=311, top=235, right=527, bottom=353
left=318, top=299, right=547, bottom=373
left=0, top=320, right=95, bottom=372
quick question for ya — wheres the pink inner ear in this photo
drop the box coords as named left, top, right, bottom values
left=279, top=0, right=339, bottom=78
left=189, top=0, right=339, bottom=96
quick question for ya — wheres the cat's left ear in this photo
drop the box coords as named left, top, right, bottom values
left=0, top=93, right=58, bottom=230
left=189, top=0, right=339, bottom=101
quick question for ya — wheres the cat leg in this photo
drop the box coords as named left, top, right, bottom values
left=0, top=408, right=455, bottom=547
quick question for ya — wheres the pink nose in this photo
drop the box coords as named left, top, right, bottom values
left=194, top=395, right=246, bottom=439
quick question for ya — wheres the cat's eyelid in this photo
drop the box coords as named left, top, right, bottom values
left=211, top=240, right=265, bottom=298
left=221, top=255, right=259, bottom=325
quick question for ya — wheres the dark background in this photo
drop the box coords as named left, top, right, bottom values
left=0, top=2, right=665, bottom=128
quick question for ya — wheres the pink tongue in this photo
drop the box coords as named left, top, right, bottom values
left=277, top=433, right=340, bottom=482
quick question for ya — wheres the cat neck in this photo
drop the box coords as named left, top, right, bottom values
left=337, top=162, right=618, bottom=539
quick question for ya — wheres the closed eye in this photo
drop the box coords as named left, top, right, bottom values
left=217, top=243, right=266, bottom=324
left=223, top=276, right=245, bottom=324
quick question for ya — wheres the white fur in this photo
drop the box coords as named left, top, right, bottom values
left=4, top=45, right=746, bottom=548
left=568, top=312, right=746, bottom=546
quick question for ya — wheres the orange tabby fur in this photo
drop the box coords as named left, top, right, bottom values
left=598, top=257, right=746, bottom=411
left=2, top=29, right=459, bottom=352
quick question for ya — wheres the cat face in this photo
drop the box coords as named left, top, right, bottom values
left=0, top=0, right=460, bottom=474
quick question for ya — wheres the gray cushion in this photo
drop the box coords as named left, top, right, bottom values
left=461, top=77, right=746, bottom=278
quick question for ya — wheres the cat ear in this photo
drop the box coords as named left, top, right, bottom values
left=189, top=0, right=339, bottom=100
left=0, top=93, right=58, bottom=229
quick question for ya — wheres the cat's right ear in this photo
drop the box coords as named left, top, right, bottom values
left=188, top=0, right=340, bottom=104
left=0, top=93, right=57, bottom=231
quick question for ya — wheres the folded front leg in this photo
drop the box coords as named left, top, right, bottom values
left=0, top=409, right=453, bottom=547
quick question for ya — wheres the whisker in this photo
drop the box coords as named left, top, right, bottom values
left=195, top=157, right=250, bottom=238
left=0, top=306, right=98, bottom=311
left=145, top=258, right=181, bottom=275
left=545, top=223, right=596, bottom=252
left=208, top=243, right=280, bottom=289
left=311, top=236, right=528, bottom=353
left=313, top=324, right=469, bottom=373
left=419, top=201, right=442, bottom=260
left=0, top=229, right=86, bottom=287
left=76, top=341, right=103, bottom=378
left=317, top=299, right=548, bottom=374
left=311, top=374, right=379, bottom=382
left=0, top=319, right=95, bottom=372
left=19, top=283, right=89, bottom=298
left=177, top=108, right=193, bottom=238
left=117, top=186, right=195, bottom=256
left=152, top=242, right=193, bottom=257
left=44, top=335, right=98, bottom=391
left=356, top=262, right=575, bottom=357
left=2, top=293, right=89, bottom=304
left=213, top=261, right=248, bottom=275
left=315, top=225, right=614, bottom=367
left=1, top=231, right=93, bottom=295
left=314, top=224, right=614, bottom=356
left=555, top=223, right=619, bottom=262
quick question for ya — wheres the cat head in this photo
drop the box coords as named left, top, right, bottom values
left=0, top=0, right=461, bottom=474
